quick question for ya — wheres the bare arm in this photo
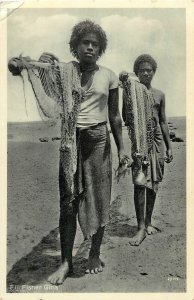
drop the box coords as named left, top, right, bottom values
left=159, top=93, right=173, bottom=163
left=8, top=53, right=61, bottom=120
left=8, top=52, right=59, bottom=75
left=108, top=88, right=125, bottom=162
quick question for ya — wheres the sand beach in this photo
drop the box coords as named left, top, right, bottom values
left=7, top=116, right=186, bottom=293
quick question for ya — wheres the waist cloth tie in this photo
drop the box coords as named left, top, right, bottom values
left=59, top=122, right=112, bottom=239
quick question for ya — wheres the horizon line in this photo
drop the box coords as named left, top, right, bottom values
left=7, top=115, right=186, bottom=124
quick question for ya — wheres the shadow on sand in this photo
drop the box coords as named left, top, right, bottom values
left=107, top=195, right=137, bottom=238
left=7, top=227, right=92, bottom=292
left=7, top=196, right=136, bottom=292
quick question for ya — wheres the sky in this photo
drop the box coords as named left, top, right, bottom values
left=7, top=7, right=186, bottom=122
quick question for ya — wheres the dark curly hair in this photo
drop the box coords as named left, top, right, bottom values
left=69, top=20, right=107, bottom=60
left=133, top=54, right=157, bottom=76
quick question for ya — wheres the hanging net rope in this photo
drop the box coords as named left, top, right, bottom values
left=18, top=56, right=84, bottom=197
left=121, top=75, right=155, bottom=160
left=120, top=74, right=155, bottom=185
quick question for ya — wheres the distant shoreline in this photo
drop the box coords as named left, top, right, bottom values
left=7, top=115, right=186, bottom=125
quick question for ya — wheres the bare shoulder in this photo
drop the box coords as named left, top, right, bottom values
left=152, top=88, right=165, bottom=102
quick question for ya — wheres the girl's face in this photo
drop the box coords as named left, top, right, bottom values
left=137, top=62, right=155, bottom=85
left=76, top=33, right=100, bottom=64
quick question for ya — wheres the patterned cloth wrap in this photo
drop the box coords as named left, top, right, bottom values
left=20, top=57, right=84, bottom=201
left=121, top=75, right=155, bottom=186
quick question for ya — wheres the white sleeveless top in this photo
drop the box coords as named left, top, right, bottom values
left=76, top=65, right=119, bottom=128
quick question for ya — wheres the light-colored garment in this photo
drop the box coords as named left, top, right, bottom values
left=77, top=66, right=118, bottom=128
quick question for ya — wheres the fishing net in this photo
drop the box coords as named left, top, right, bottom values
left=121, top=75, right=155, bottom=185
left=18, top=57, right=84, bottom=198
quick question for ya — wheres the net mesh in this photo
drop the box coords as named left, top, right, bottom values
left=20, top=57, right=83, bottom=197
left=122, top=77, right=155, bottom=161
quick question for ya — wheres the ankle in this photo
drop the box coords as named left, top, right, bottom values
left=145, top=219, right=151, bottom=227
left=89, top=250, right=100, bottom=259
left=137, top=223, right=146, bottom=230
left=61, top=258, right=73, bottom=270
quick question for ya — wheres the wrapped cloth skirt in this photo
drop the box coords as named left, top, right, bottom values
left=59, top=122, right=112, bottom=239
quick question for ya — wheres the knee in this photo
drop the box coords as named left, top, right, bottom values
left=60, top=200, right=78, bottom=219
left=146, top=187, right=156, bottom=198
left=134, top=185, right=145, bottom=193
left=134, top=185, right=146, bottom=200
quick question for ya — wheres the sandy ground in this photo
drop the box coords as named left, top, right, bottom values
left=7, top=117, right=186, bottom=293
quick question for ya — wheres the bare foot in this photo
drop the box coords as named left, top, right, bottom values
left=47, top=261, right=72, bottom=285
left=85, top=256, right=105, bottom=274
left=128, top=228, right=146, bottom=246
left=146, top=225, right=161, bottom=235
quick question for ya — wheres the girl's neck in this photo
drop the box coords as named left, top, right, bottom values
left=79, top=62, right=98, bottom=73
left=141, top=82, right=152, bottom=90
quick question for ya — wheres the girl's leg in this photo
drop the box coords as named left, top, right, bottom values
left=59, top=203, right=78, bottom=268
left=47, top=202, right=78, bottom=285
left=48, top=159, right=79, bottom=285
left=129, top=185, right=146, bottom=246
left=145, top=187, right=160, bottom=234
left=86, top=226, right=105, bottom=274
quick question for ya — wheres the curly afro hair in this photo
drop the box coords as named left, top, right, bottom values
left=133, top=54, right=157, bottom=76
left=69, top=20, right=107, bottom=60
